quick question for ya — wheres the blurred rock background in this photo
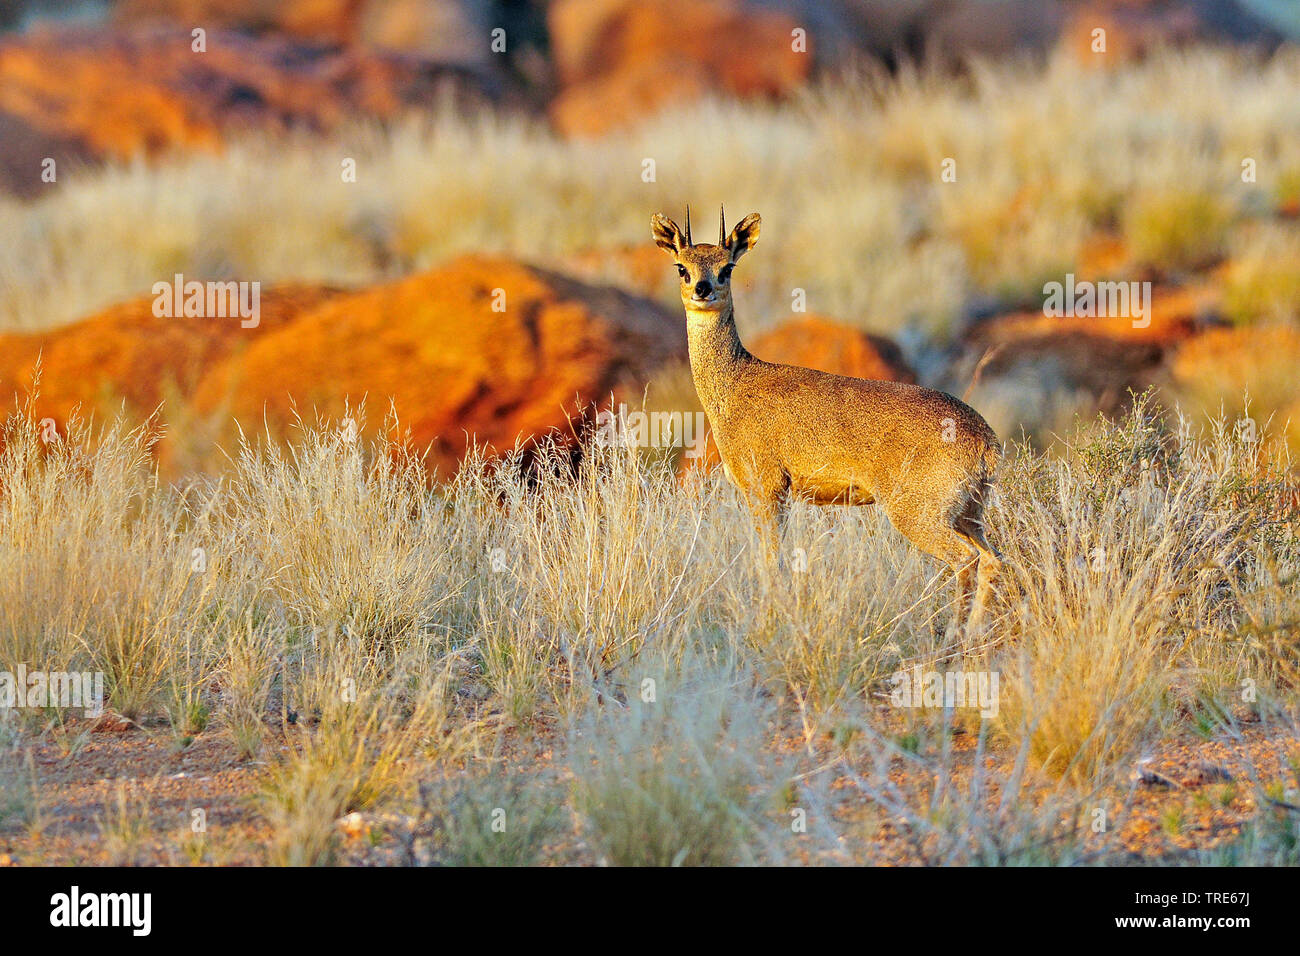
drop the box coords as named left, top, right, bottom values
left=1, top=0, right=1298, bottom=473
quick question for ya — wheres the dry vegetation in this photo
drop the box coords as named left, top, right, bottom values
left=1, top=386, right=1297, bottom=865
left=2, top=48, right=1299, bottom=343
left=3, top=46, right=1298, bottom=474
left=1, top=44, right=1299, bottom=866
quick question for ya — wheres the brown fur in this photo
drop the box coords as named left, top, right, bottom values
left=652, top=207, right=1004, bottom=631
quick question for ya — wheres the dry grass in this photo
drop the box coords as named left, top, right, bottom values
left=96, top=781, right=153, bottom=866
left=1, top=42, right=1298, bottom=864
left=1221, top=224, right=1300, bottom=326
left=0, top=728, right=39, bottom=833
left=568, top=663, right=783, bottom=866
left=2, top=380, right=1297, bottom=864
left=3, top=48, right=1299, bottom=346
left=407, top=771, right=562, bottom=867
left=1123, top=190, right=1233, bottom=274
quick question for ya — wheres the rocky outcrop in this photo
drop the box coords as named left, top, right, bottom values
left=547, top=0, right=810, bottom=136
left=749, top=315, right=917, bottom=383
left=190, top=256, right=686, bottom=475
left=0, top=24, right=505, bottom=196
left=0, top=284, right=345, bottom=423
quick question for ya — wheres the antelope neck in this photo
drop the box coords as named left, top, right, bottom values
left=686, top=303, right=752, bottom=403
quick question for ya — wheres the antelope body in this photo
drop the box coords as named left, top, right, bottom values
left=652, top=207, right=1004, bottom=630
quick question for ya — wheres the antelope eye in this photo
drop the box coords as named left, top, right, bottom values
left=676, top=265, right=689, bottom=280
left=718, top=265, right=733, bottom=283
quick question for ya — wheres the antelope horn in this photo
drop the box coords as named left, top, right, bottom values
left=719, top=204, right=726, bottom=245
left=684, top=204, right=692, bottom=246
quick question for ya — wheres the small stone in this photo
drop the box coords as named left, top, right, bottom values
left=1132, top=758, right=1180, bottom=788
left=1184, top=761, right=1234, bottom=786
left=89, top=712, right=133, bottom=733
left=337, top=812, right=369, bottom=839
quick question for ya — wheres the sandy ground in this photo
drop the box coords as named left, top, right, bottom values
left=2, top=710, right=1296, bottom=867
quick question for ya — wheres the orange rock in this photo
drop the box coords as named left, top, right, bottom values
left=0, top=28, right=221, bottom=165
left=88, top=712, right=135, bottom=733
left=1168, top=324, right=1300, bottom=395
left=1059, top=4, right=1145, bottom=65
left=0, top=285, right=345, bottom=429
left=336, top=811, right=370, bottom=839
left=960, top=280, right=1220, bottom=420
left=0, top=261, right=683, bottom=477
left=117, top=0, right=367, bottom=45
left=190, top=256, right=686, bottom=477
left=563, top=243, right=672, bottom=300
left=1059, top=1, right=1284, bottom=66
left=749, top=315, right=916, bottom=384
left=547, top=0, right=810, bottom=136
left=0, top=24, right=500, bottom=195
left=1076, top=234, right=1130, bottom=281
left=1165, top=322, right=1300, bottom=457
left=117, top=0, right=495, bottom=65
left=972, top=281, right=1213, bottom=349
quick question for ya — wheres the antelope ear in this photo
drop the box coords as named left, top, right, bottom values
left=651, top=213, right=685, bottom=254
left=725, top=212, right=761, bottom=262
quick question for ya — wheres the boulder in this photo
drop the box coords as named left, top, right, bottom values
left=0, top=284, right=345, bottom=426
left=562, top=243, right=672, bottom=300
left=116, top=0, right=499, bottom=66
left=547, top=0, right=810, bottom=136
left=190, top=255, right=687, bottom=476
left=955, top=280, right=1222, bottom=442
left=0, top=24, right=503, bottom=196
left=749, top=315, right=917, bottom=383
left=115, top=0, right=368, bottom=44
left=1060, top=0, right=1286, bottom=65
left=1165, top=323, right=1300, bottom=449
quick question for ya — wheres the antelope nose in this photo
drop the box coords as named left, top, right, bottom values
left=693, top=280, right=712, bottom=298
